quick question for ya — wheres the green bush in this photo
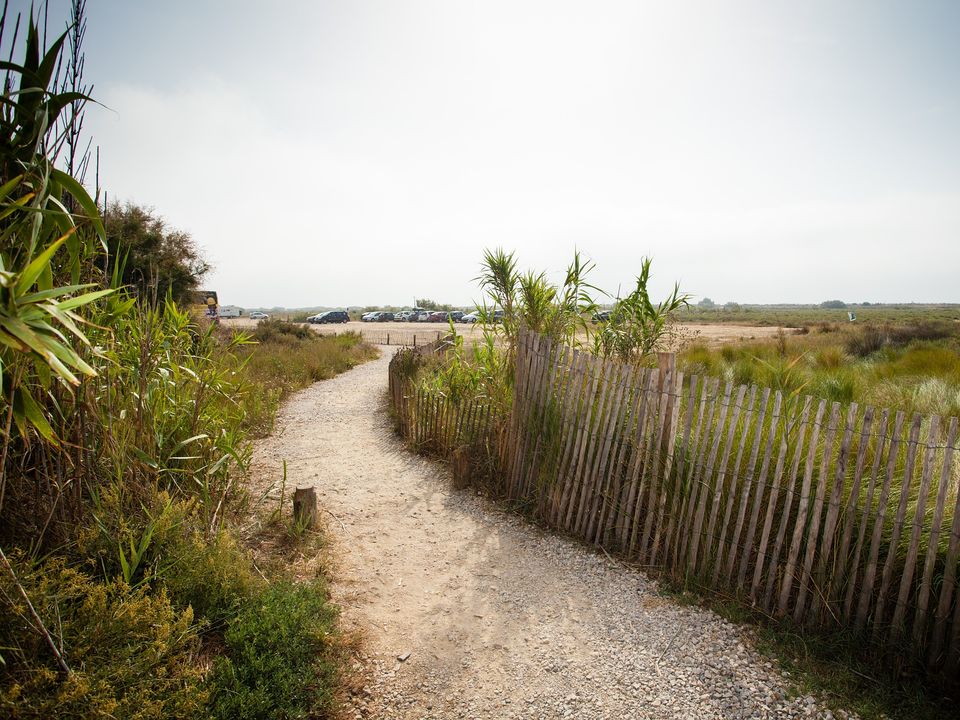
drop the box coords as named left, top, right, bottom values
left=0, top=556, right=206, bottom=719
left=158, top=529, right=262, bottom=630
left=208, top=581, right=338, bottom=720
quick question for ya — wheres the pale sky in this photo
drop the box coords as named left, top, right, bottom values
left=22, top=1, right=960, bottom=307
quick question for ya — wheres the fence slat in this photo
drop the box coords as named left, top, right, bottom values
left=689, top=382, right=735, bottom=575
left=913, top=418, right=960, bottom=656
left=835, top=406, right=877, bottom=620
left=793, top=402, right=842, bottom=624
left=843, top=408, right=889, bottom=621
left=778, top=398, right=828, bottom=616
left=619, top=369, right=657, bottom=550
left=595, top=364, right=644, bottom=546
left=586, top=361, right=632, bottom=543
left=664, top=374, right=699, bottom=568
left=749, top=391, right=787, bottom=599
left=627, top=370, right=661, bottom=556
left=854, top=410, right=907, bottom=633
left=650, top=365, right=684, bottom=565
left=810, top=403, right=860, bottom=624
left=678, top=377, right=720, bottom=567
left=763, top=397, right=815, bottom=609
left=559, top=353, right=598, bottom=529
left=565, top=353, right=607, bottom=531
left=872, top=414, right=924, bottom=638
left=890, top=415, right=942, bottom=642
left=639, top=360, right=682, bottom=562
left=554, top=351, right=589, bottom=525
left=547, top=348, right=581, bottom=522
left=701, top=384, right=747, bottom=576
left=576, top=358, right=624, bottom=538
left=724, top=388, right=770, bottom=587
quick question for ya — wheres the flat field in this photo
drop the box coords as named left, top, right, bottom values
left=228, top=318, right=786, bottom=348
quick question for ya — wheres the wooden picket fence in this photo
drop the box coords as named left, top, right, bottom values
left=388, top=330, right=960, bottom=680
left=315, top=327, right=446, bottom=347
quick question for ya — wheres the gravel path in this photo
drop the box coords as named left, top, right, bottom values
left=250, top=350, right=852, bottom=720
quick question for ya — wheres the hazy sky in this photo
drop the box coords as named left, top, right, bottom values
left=21, top=1, right=960, bottom=307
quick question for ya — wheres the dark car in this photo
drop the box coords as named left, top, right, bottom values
left=316, top=310, right=349, bottom=324
left=592, top=310, right=612, bottom=323
left=427, top=311, right=451, bottom=323
left=373, top=311, right=394, bottom=322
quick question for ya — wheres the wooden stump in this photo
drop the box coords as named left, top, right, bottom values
left=452, top=446, right=472, bottom=490
left=293, top=486, right=318, bottom=529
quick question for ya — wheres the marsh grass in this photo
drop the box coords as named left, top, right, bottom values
left=678, top=323, right=960, bottom=419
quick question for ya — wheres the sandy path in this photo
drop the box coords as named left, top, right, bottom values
left=249, top=351, right=847, bottom=720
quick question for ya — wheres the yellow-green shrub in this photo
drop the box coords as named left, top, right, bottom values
left=0, top=556, right=206, bottom=719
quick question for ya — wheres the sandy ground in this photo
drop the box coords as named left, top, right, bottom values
left=230, top=318, right=785, bottom=348
left=247, top=350, right=851, bottom=719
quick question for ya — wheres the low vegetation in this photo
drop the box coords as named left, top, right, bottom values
left=0, top=10, right=375, bottom=718
left=679, top=322, right=960, bottom=418
left=235, top=319, right=377, bottom=435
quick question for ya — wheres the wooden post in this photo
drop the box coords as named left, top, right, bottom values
left=293, top=486, right=318, bottom=528
left=452, top=446, right=472, bottom=489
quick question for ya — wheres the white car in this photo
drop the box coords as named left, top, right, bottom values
left=249, top=311, right=269, bottom=320
left=461, top=312, right=480, bottom=323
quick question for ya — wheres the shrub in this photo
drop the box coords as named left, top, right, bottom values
left=158, top=529, right=262, bottom=630
left=816, top=372, right=857, bottom=404
left=251, top=319, right=314, bottom=343
left=208, top=581, right=338, bottom=720
left=845, top=325, right=888, bottom=357
left=0, top=555, right=206, bottom=719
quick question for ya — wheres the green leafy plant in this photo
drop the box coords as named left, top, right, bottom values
left=208, top=581, right=338, bottom=720
left=592, top=256, right=689, bottom=361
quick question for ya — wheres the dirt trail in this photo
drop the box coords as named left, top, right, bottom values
left=249, top=351, right=848, bottom=720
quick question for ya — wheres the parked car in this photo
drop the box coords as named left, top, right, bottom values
left=314, top=310, right=349, bottom=324
left=449, top=311, right=464, bottom=321
left=394, top=310, right=415, bottom=322
left=427, top=311, right=450, bottom=323
left=248, top=311, right=269, bottom=320
left=374, top=311, right=395, bottom=322
left=592, top=310, right=612, bottom=323
left=413, top=311, right=432, bottom=322
left=361, top=312, right=378, bottom=322
left=461, top=312, right=480, bottom=323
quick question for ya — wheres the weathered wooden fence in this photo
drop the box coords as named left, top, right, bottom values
left=388, top=330, right=960, bottom=680
left=317, top=327, right=445, bottom=347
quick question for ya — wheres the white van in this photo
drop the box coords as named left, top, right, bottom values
left=220, top=306, right=242, bottom=318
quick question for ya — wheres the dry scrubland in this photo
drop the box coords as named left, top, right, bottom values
left=231, top=318, right=788, bottom=348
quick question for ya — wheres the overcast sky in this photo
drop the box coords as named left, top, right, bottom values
left=22, top=1, right=960, bottom=307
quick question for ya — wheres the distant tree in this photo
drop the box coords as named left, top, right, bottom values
left=105, top=201, right=210, bottom=306
left=820, top=300, right=847, bottom=309
left=697, top=297, right=716, bottom=309
left=414, top=298, right=453, bottom=311
left=723, top=301, right=741, bottom=312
